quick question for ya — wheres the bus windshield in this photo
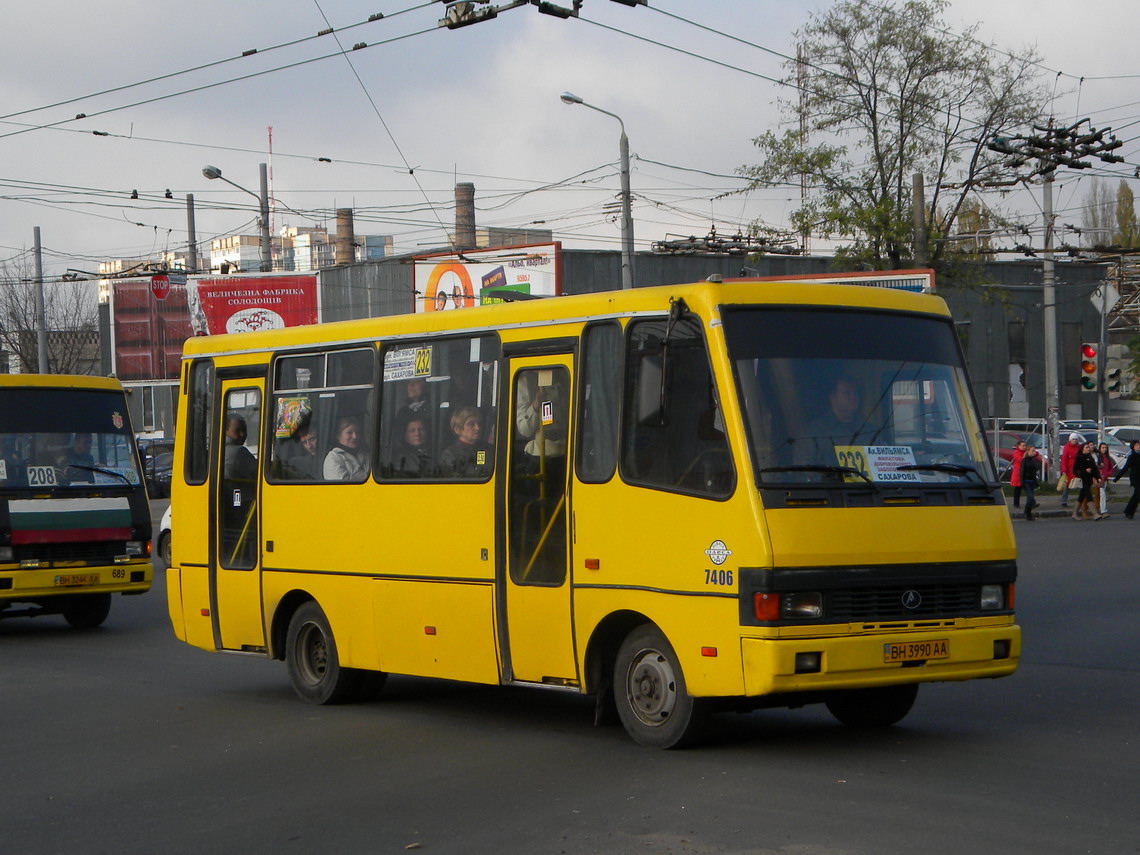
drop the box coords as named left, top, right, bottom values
left=0, top=388, right=142, bottom=490
left=722, top=306, right=996, bottom=487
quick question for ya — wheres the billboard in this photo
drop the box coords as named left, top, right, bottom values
left=109, top=277, right=193, bottom=381
left=412, top=243, right=561, bottom=313
left=188, top=274, right=320, bottom=335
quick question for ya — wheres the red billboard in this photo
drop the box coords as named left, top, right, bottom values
left=111, top=278, right=193, bottom=381
left=188, top=274, right=319, bottom=335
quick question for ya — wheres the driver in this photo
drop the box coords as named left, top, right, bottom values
left=794, top=374, right=878, bottom=465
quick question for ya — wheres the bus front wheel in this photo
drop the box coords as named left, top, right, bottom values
left=826, top=683, right=919, bottom=728
left=63, top=593, right=112, bottom=629
left=285, top=601, right=366, bottom=704
left=614, top=625, right=705, bottom=748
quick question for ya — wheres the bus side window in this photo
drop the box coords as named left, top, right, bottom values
left=621, top=317, right=733, bottom=498
left=186, top=360, right=214, bottom=484
left=577, top=322, right=622, bottom=483
left=378, top=335, right=499, bottom=482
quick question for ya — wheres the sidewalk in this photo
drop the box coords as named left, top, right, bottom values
left=1005, top=488, right=1129, bottom=521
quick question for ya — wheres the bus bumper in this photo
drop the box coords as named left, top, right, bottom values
left=741, top=623, right=1020, bottom=696
left=1, top=563, right=152, bottom=600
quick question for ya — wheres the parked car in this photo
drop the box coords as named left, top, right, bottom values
left=157, top=504, right=171, bottom=571
left=1106, top=425, right=1140, bottom=445
left=993, top=431, right=1049, bottom=482
left=144, top=451, right=173, bottom=498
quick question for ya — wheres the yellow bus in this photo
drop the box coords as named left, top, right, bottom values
left=166, top=278, right=1019, bottom=747
left=1, top=374, right=153, bottom=627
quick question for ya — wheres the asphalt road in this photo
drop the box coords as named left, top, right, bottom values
left=2, top=515, right=1137, bottom=855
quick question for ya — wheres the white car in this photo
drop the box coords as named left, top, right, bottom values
left=1106, top=425, right=1140, bottom=446
left=157, top=504, right=171, bottom=570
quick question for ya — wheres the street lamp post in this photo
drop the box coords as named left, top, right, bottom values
left=560, top=91, right=634, bottom=289
left=202, top=163, right=272, bottom=273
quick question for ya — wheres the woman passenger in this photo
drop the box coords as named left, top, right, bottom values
left=323, top=416, right=368, bottom=481
left=439, top=407, right=491, bottom=478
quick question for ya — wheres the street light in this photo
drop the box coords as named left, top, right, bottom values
left=202, top=163, right=272, bottom=273
left=560, top=91, right=634, bottom=289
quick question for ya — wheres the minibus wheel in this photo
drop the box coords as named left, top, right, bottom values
left=825, top=683, right=919, bottom=727
left=614, top=625, right=705, bottom=748
left=63, top=593, right=112, bottom=629
left=285, top=601, right=365, bottom=704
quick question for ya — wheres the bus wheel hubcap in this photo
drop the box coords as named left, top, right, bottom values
left=627, top=649, right=676, bottom=726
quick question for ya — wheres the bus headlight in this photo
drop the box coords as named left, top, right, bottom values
left=0, top=546, right=13, bottom=562
left=782, top=592, right=823, bottom=619
left=980, top=584, right=1005, bottom=610
left=125, top=540, right=146, bottom=557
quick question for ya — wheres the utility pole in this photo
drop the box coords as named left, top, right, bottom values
left=987, top=119, right=1124, bottom=464
left=186, top=194, right=198, bottom=274
left=912, top=173, right=927, bottom=268
left=33, top=226, right=49, bottom=373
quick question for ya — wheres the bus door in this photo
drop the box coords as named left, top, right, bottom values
left=211, top=378, right=266, bottom=651
left=502, top=355, right=577, bottom=684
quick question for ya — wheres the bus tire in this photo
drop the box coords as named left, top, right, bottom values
left=825, top=683, right=919, bottom=728
left=614, top=625, right=705, bottom=749
left=285, top=601, right=365, bottom=705
left=63, top=593, right=112, bottom=629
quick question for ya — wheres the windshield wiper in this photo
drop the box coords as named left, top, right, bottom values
left=897, top=463, right=984, bottom=483
left=65, top=464, right=133, bottom=486
left=759, top=465, right=873, bottom=485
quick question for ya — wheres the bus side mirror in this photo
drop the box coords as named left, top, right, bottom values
left=637, top=354, right=664, bottom=425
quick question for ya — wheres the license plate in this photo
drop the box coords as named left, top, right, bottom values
left=884, top=639, right=949, bottom=663
left=54, top=573, right=101, bottom=587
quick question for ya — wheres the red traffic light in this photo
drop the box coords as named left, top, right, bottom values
left=1081, top=343, right=1097, bottom=359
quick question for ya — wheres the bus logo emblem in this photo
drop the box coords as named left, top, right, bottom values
left=705, top=540, right=732, bottom=566
left=901, top=590, right=922, bottom=609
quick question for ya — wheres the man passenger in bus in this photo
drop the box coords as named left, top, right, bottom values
left=285, top=418, right=321, bottom=480
left=440, top=407, right=491, bottom=477
left=390, top=414, right=433, bottom=478
left=223, top=415, right=257, bottom=482
left=323, top=416, right=368, bottom=481
left=794, top=374, right=877, bottom=466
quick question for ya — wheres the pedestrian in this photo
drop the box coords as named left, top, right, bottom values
left=1021, top=445, right=1041, bottom=521
left=1059, top=432, right=1082, bottom=507
left=1009, top=439, right=1026, bottom=508
left=1113, top=439, right=1140, bottom=519
left=1096, top=442, right=1115, bottom=515
left=1072, top=440, right=1104, bottom=521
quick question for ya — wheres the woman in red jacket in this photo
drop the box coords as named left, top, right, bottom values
left=1009, top=439, right=1026, bottom=508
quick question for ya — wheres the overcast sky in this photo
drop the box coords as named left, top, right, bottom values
left=2, top=0, right=1137, bottom=279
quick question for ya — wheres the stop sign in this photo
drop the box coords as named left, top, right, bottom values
left=150, top=274, right=171, bottom=300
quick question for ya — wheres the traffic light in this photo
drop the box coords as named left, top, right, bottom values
left=1080, top=343, right=1099, bottom=392
left=1105, top=344, right=1129, bottom=399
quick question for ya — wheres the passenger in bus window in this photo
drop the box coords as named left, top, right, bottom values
left=323, top=416, right=368, bottom=481
left=286, top=420, right=321, bottom=480
left=440, top=407, right=491, bottom=477
left=57, top=432, right=95, bottom=482
left=223, top=415, right=257, bottom=482
left=390, top=414, right=433, bottom=478
left=794, top=374, right=878, bottom=465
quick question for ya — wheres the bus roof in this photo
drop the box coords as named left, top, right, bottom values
left=0, top=373, right=125, bottom=391
left=181, top=278, right=953, bottom=360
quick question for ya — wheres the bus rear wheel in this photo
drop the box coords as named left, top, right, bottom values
left=614, top=625, right=705, bottom=749
left=63, top=593, right=112, bottom=629
left=285, top=601, right=368, bottom=704
left=826, top=683, right=919, bottom=728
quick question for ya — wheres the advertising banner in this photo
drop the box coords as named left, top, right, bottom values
left=413, top=243, right=561, bottom=313
left=188, top=274, right=319, bottom=335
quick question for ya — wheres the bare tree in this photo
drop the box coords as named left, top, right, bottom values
left=0, top=253, right=99, bottom=374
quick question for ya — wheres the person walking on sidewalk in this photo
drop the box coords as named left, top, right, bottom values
left=1113, top=439, right=1140, bottom=519
left=1060, top=432, right=1082, bottom=508
left=1073, top=440, right=1105, bottom=521
left=1021, top=445, right=1042, bottom=521
left=1010, top=439, right=1026, bottom=508
left=1096, top=441, right=1115, bottom=516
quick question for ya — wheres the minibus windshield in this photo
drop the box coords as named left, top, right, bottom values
left=0, top=389, right=142, bottom=490
left=722, top=306, right=996, bottom=487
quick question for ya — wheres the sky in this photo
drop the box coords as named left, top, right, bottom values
left=2, top=0, right=1138, bottom=281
